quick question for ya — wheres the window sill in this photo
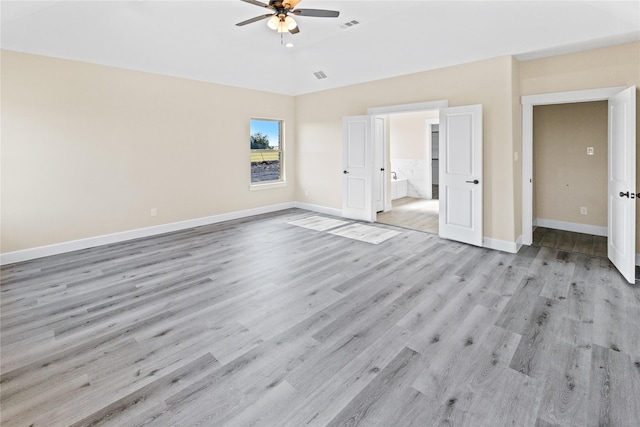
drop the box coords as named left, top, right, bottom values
left=250, top=181, right=287, bottom=191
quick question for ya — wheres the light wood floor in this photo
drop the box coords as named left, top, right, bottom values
left=2, top=209, right=640, bottom=426
left=376, top=197, right=439, bottom=234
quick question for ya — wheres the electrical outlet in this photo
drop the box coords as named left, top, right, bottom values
left=580, top=207, right=588, bottom=215
left=150, top=208, right=158, bottom=217
left=587, top=147, right=594, bottom=156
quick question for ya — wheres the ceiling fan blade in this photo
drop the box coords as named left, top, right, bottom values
left=240, top=0, right=272, bottom=9
left=236, top=13, right=273, bottom=26
left=289, top=25, right=300, bottom=34
left=292, top=9, right=340, bottom=18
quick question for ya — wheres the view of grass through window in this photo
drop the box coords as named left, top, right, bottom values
left=250, top=119, right=282, bottom=183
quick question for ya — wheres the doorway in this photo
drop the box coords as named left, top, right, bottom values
left=531, top=101, right=608, bottom=256
left=376, top=110, right=440, bottom=234
left=343, top=99, right=484, bottom=248
left=522, top=86, right=637, bottom=283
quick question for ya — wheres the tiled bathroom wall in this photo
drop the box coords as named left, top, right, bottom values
left=390, top=158, right=429, bottom=199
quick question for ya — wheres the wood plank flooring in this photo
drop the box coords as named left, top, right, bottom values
left=376, top=197, right=439, bottom=234
left=532, top=227, right=607, bottom=258
left=2, top=209, right=639, bottom=427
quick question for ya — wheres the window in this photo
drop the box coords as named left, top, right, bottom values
left=250, top=118, right=284, bottom=184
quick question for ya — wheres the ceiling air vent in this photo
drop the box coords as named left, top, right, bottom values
left=313, top=71, right=328, bottom=80
left=339, top=19, right=360, bottom=29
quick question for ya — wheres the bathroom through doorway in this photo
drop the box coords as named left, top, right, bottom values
left=375, top=110, right=440, bottom=234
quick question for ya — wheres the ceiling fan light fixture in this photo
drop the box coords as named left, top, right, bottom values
left=276, top=20, right=288, bottom=33
left=267, top=15, right=280, bottom=30
left=267, top=14, right=296, bottom=32
left=284, top=16, right=297, bottom=30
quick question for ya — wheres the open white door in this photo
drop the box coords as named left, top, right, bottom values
left=439, top=105, right=483, bottom=246
left=608, top=86, right=636, bottom=283
left=342, top=115, right=374, bottom=222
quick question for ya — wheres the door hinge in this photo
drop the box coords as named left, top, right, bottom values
left=619, top=191, right=639, bottom=199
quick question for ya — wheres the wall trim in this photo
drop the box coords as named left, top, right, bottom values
left=533, top=218, right=607, bottom=237
left=367, top=100, right=448, bottom=115
left=5, top=201, right=589, bottom=265
left=0, top=202, right=296, bottom=265
left=521, top=87, right=626, bottom=107
left=293, top=201, right=342, bottom=217
left=483, top=237, right=519, bottom=254
left=515, top=234, right=523, bottom=253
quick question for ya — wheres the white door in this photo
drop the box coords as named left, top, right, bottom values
left=342, top=115, right=374, bottom=222
left=374, top=116, right=386, bottom=213
left=439, top=105, right=483, bottom=246
left=608, top=86, right=636, bottom=284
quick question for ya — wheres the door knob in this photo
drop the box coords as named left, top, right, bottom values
left=620, top=191, right=630, bottom=198
left=466, top=179, right=479, bottom=184
left=343, top=170, right=349, bottom=174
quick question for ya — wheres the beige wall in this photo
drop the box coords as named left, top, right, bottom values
left=3, top=41, right=639, bottom=255
left=533, top=102, right=608, bottom=227
left=520, top=41, right=640, bottom=248
left=296, top=56, right=519, bottom=242
left=1, top=50, right=296, bottom=252
left=389, top=111, right=438, bottom=160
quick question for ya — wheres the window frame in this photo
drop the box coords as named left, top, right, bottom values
left=249, top=117, right=286, bottom=189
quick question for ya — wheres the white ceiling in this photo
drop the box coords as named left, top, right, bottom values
left=2, top=1, right=639, bottom=95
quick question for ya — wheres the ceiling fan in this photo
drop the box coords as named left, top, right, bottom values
left=236, top=0, right=340, bottom=34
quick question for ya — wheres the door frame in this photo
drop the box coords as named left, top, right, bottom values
left=368, top=100, right=449, bottom=116
left=425, top=119, right=439, bottom=200
left=373, top=116, right=387, bottom=213
left=521, top=86, right=627, bottom=245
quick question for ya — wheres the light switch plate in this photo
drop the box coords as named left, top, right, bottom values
left=587, top=147, right=594, bottom=155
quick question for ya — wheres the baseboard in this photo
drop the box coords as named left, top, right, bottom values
left=636, top=253, right=640, bottom=267
left=1, top=204, right=613, bottom=265
left=483, top=237, right=519, bottom=254
left=514, top=234, right=524, bottom=252
left=533, top=218, right=607, bottom=237
left=293, top=202, right=342, bottom=218
left=0, top=202, right=296, bottom=265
